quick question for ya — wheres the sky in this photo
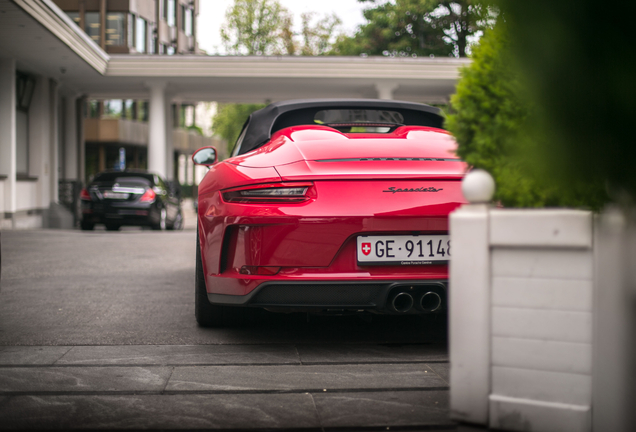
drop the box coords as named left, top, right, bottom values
left=197, top=0, right=369, bottom=55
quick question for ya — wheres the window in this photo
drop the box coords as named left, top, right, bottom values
left=184, top=7, right=193, bottom=36
left=85, top=12, right=101, bottom=45
left=88, top=100, right=100, bottom=118
left=106, top=13, right=125, bottom=46
left=104, top=100, right=123, bottom=118
left=66, top=11, right=80, bottom=26
left=127, top=14, right=135, bottom=47
left=313, top=109, right=404, bottom=132
left=160, top=0, right=166, bottom=20
left=138, top=101, right=149, bottom=122
left=167, top=0, right=176, bottom=27
left=180, top=105, right=194, bottom=127
left=149, top=25, right=157, bottom=54
left=122, top=100, right=134, bottom=119
left=16, top=110, right=28, bottom=174
left=15, top=72, right=35, bottom=175
left=135, top=16, right=146, bottom=52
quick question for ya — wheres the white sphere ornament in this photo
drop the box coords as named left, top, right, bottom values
left=462, top=169, right=496, bottom=204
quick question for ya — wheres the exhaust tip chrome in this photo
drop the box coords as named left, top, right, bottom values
left=420, top=291, right=442, bottom=312
left=392, top=292, right=414, bottom=313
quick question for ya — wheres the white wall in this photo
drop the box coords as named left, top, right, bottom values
left=450, top=207, right=594, bottom=432
left=28, top=76, right=51, bottom=209
left=0, top=59, right=16, bottom=221
left=0, top=179, right=5, bottom=222
left=16, top=181, right=39, bottom=212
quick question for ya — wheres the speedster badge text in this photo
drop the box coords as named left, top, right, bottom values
left=383, top=186, right=444, bottom=193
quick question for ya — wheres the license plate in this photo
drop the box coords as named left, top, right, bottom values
left=103, top=191, right=129, bottom=199
left=357, top=235, right=450, bottom=265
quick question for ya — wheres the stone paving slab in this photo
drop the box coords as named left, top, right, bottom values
left=55, top=344, right=300, bottom=366
left=313, top=390, right=451, bottom=428
left=428, top=362, right=450, bottom=384
left=166, top=363, right=447, bottom=392
left=0, top=393, right=320, bottom=430
left=0, top=346, right=72, bottom=365
left=0, top=344, right=449, bottom=366
left=0, top=366, right=171, bottom=393
left=297, top=343, right=448, bottom=364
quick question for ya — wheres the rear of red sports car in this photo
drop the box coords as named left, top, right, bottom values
left=194, top=100, right=467, bottom=327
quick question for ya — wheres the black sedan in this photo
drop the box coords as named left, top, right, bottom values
left=80, top=171, right=183, bottom=231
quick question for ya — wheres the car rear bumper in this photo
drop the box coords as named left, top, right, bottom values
left=208, top=279, right=447, bottom=315
left=82, top=203, right=158, bottom=226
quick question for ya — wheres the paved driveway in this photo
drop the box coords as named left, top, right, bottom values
left=0, top=224, right=452, bottom=430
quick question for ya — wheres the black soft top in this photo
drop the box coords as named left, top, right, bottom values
left=232, top=99, right=444, bottom=156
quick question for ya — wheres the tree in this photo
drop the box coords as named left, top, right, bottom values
left=212, top=103, right=266, bottom=155
left=332, top=0, right=493, bottom=57
left=220, top=0, right=343, bottom=56
left=221, top=0, right=293, bottom=55
left=299, top=12, right=342, bottom=56
left=494, top=0, right=636, bottom=204
left=445, top=21, right=607, bottom=208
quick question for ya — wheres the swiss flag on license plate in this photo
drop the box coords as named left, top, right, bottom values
left=361, top=242, right=372, bottom=256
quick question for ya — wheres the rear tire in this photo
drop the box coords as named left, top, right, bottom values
left=195, top=229, right=255, bottom=327
left=80, top=221, right=94, bottom=231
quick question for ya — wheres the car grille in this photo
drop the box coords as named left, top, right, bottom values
left=249, top=283, right=386, bottom=307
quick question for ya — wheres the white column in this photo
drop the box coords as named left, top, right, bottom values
left=77, top=97, right=86, bottom=183
left=449, top=203, right=491, bottom=425
left=62, top=94, right=79, bottom=180
left=593, top=208, right=634, bottom=431
left=165, top=96, right=174, bottom=180
left=178, top=154, right=186, bottom=185
left=147, top=81, right=167, bottom=178
left=49, top=79, right=59, bottom=202
left=375, top=82, right=398, bottom=100
left=449, top=170, right=496, bottom=425
left=0, top=59, right=16, bottom=227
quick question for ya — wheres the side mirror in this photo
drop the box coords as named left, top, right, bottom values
left=192, top=146, right=218, bottom=166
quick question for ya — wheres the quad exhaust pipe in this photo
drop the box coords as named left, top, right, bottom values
left=389, top=288, right=443, bottom=313
left=391, top=292, right=414, bottom=313
left=419, top=291, right=442, bottom=312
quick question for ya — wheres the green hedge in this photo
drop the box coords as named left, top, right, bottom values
left=445, top=21, right=608, bottom=209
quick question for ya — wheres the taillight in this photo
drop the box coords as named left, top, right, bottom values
left=139, top=188, right=156, bottom=202
left=222, top=183, right=315, bottom=203
left=80, top=188, right=91, bottom=201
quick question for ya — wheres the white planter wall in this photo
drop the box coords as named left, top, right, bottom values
left=449, top=207, right=599, bottom=431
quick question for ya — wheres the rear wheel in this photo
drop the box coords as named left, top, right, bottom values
left=195, top=230, right=255, bottom=327
left=80, top=221, right=94, bottom=231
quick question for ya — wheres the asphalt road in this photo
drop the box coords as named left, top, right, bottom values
left=0, top=221, right=453, bottom=430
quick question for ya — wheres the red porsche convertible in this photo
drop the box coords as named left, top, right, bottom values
left=192, top=99, right=467, bottom=327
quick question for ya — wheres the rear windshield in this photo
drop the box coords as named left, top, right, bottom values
left=314, top=109, right=404, bottom=133
left=92, top=172, right=153, bottom=185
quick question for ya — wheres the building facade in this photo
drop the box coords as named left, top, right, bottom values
left=52, top=0, right=199, bottom=55
left=52, top=0, right=206, bottom=182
